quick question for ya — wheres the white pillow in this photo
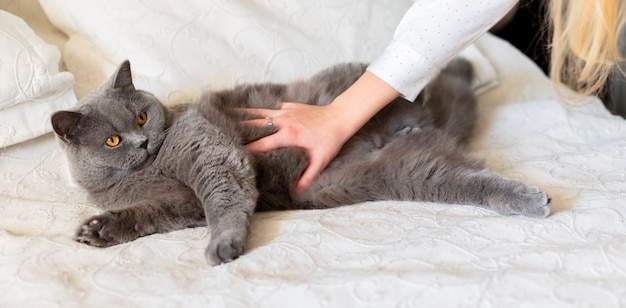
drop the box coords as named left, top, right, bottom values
left=37, top=0, right=498, bottom=105
left=38, top=0, right=414, bottom=102
left=0, top=10, right=76, bottom=147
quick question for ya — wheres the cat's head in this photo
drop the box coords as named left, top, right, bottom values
left=51, top=61, right=171, bottom=188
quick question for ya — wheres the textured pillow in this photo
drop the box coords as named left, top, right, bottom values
left=37, top=0, right=497, bottom=105
left=39, top=0, right=414, bottom=102
left=0, top=10, right=76, bottom=147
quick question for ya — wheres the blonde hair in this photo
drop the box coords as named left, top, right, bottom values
left=548, top=0, right=626, bottom=97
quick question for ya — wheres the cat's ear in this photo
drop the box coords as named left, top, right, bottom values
left=111, top=60, right=135, bottom=92
left=51, top=111, right=84, bottom=143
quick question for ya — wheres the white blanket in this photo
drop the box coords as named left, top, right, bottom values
left=1, top=1, right=626, bottom=307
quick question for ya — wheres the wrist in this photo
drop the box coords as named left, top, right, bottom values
left=327, top=71, right=400, bottom=137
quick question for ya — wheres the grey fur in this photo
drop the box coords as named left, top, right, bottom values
left=51, top=59, right=550, bottom=265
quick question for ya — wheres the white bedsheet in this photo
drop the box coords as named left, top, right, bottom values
left=2, top=1, right=626, bottom=307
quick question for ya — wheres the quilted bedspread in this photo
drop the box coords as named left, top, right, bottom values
left=1, top=1, right=626, bottom=306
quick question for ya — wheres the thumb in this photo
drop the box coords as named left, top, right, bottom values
left=246, top=135, right=278, bottom=153
left=246, top=133, right=284, bottom=153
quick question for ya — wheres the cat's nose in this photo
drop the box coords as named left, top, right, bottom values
left=139, top=140, right=148, bottom=149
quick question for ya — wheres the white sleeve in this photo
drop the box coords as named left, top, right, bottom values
left=367, top=0, right=518, bottom=100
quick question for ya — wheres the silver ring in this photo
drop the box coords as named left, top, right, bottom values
left=266, top=116, right=273, bottom=127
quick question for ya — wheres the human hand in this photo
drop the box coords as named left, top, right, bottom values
left=245, top=102, right=353, bottom=191
left=244, top=71, right=400, bottom=191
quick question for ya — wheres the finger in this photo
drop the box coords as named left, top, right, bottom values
left=246, top=130, right=292, bottom=152
left=241, top=108, right=278, bottom=119
left=245, top=138, right=274, bottom=153
left=295, top=158, right=326, bottom=192
left=243, top=118, right=278, bottom=128
left=279, top=102, right=302, bottom=110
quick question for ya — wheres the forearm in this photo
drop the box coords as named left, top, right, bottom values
left=327, top=71, right=400, bottom=138
left=368, top=0, right=518, bottom=100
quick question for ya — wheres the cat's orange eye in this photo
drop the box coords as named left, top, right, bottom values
left=105, top=135, right=121, bottom=147
left=137, top=112, right=148, bottom=126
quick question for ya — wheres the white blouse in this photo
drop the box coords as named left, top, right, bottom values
left=367, top=0, right=518, bottom=100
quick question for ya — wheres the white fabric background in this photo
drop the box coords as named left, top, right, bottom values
left=1, top=1, right=625, bottom=306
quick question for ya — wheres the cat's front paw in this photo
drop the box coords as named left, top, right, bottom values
left=205, top=229, right=247, bottom=265
left=75, top=211, right=139, bottom=247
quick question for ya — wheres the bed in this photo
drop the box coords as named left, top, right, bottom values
left=2, top=0, right=626, bottom=306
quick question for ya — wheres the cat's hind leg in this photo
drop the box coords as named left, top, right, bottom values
left=298, top=133, right=551, bottom=218
left=422, top=58, right=477, bottom=145
left=301, top=165, right=551, bottom=217
left=375, top=135, right=551, bottom=217
left=418, top=168, right=551, bottom=218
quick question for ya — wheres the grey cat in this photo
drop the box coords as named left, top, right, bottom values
left=51, top=59, right=551, bottom=265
